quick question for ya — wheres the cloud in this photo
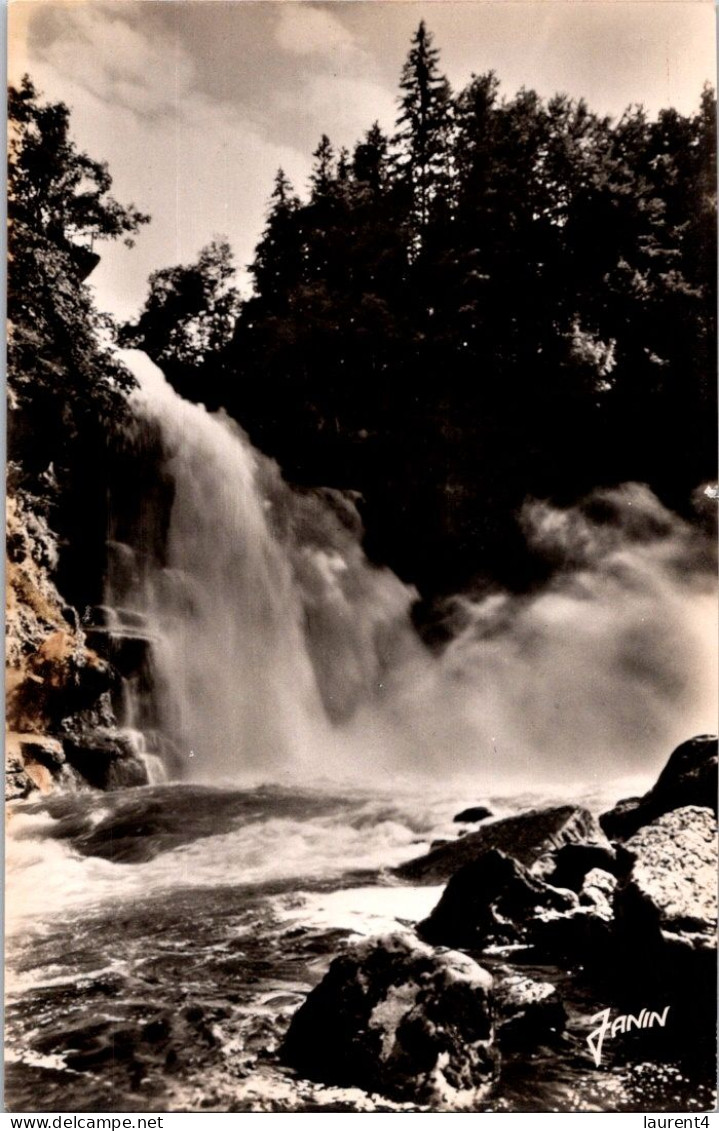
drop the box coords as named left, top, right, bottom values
left=26, top=4, right=196, bottom=118
left=16, top=0, right=711, bottom=327
left=275, top=5, right=356, bottom=58
left=11, top=2, right=310, bottom=320
left=273, top=72, right=397, bottom=153
left=11, top=1, right=401, bottom=318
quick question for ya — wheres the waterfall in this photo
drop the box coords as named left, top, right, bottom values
left=107, top=350, right=718, bottom=788
left=108, top=351, right=419, bottom=781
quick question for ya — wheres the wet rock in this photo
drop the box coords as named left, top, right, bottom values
left=417, top=850, right=617, bottom=965
left=281, top=931, right=496, bottom=1107
left=453, top=806, right=493, bottom=824
left=579, top=868, right=617, bottom=916
left=63, top=729, right=149, bottom=790
left=524, top=904, right=614, bottom=963
left=82, top=604, right=118, bottom=629
left=21, top=738, right=84, bottom=794
left=5, top=760, right=35, bottom=800
left=17, top=736, right=66, bottom=768
left=521, top=868, right=618, bottom=963
left=614, top=805, right=717, bottom=980
left=84, top=609, right=153, bottom=679
left=5, top=732, right=84, bottom=799
left=495, top=972, right=566, bottom=1050
left=396, top=805, right=610, bottom=885
left=418, top=849, right=578, bottom=950
left=601, top=736, right=718, bottom=841
left=600, top=797, right=643, bottom=841
left=546, top=843, right=618, bottom=891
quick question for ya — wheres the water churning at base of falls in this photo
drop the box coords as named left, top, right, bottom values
left=111, top=349, right=718, bottom=788
left=6, top=352, right=717, bottom=1116
left=111, top=350, right=419, bottom=781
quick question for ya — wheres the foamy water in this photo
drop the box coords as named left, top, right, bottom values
left=5, top=771, right=652, bottom=941
left=4, top=785, right=456, bottom=931
left=6, top=776, right=716, bottom=1115
left=107, top=350, right=717, bottom=793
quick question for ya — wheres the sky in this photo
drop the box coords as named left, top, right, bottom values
left=8, top=0, right=717, bottom=322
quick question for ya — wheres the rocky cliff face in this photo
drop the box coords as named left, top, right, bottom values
left=5, top=491, right=148, bottom=799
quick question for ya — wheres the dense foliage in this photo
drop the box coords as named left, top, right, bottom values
left=106, top=27, right=719, bottom=591
left=8, top=76, right=150, bottom=601
left=119, top=238, right=240, bottom=403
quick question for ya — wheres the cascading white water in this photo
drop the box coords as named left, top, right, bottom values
left=111, top=351, right=419, bottom=781
left=111, top=350, right=718, bottom=788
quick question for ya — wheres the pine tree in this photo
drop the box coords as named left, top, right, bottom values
left=353, top=122, right=389, bottom=198
left=310, top=134, right=336, bottom=201
left=250, top=168, right=303, bottom=302
left=393, top=21, right=454, bottom=244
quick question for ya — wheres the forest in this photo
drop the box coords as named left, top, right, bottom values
left=9, top=22, right=718, bottom=601
left=5, top=20, right=719, bottom=1116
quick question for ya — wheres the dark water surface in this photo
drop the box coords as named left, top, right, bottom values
left=5, top=782, right=716, bottom=1112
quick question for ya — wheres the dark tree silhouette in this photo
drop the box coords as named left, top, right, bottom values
left=8, top=75, right=149, bottom=473
left=8, top=75, right=151, bottom=605
left=393, top=21, right=454, bottom=246
left=120, top=238, right=240, bottom=404
left=134, top=28, right=716, bottom=596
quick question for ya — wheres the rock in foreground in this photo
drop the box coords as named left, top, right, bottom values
left=418, top=849, right=577, bottom=950
left=396, top=805, right=610, bottom=884
left=601, top=735, right=718, bottom=840
left=615, top=805, right=717, bottom=978
left=546, top=843, right=617, bottom=891
left=63, top=729, right=149, bottom=790
left=281, top=932, right=496, bottom=1108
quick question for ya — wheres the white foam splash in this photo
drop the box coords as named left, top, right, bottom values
left=113, top=350, right=717, bottom=788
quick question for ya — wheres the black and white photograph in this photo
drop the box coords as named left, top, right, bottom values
left=5, top=0, right=718, bottom=1115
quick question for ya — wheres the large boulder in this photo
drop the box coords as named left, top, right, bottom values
left=649, top=736, right=717, bottom=813
left=524, top=867, right=618, bottom=963
left=614, top=805, right=717, bottom=979
left=418, top=849, right=577, bottom=950
left=281, top=932, right=496, bottom=1107
left=545, top=843, right=617, bottom=892
left=396, top=805, right=610, bottom=885
left=63, top=729, right=149, bottom=790
left=601, top=736, right=718, bottom=841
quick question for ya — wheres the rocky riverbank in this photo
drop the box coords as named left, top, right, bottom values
left=281, top=736, right=717, bottom=1109
left=5, top=491, right=150, bottom=800
left=5, top=764, right=716, bottom=1113
left=5, top=485, right=716, bottom=1113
